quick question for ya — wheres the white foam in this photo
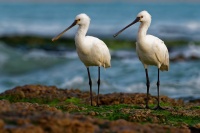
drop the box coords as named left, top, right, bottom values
left=23, top=49, right=52, bottom=59
left=125, top=83, right=146, bottom=93
left=64, top=51, right=78, bottom=59
left=186, top=21, right=200, bottom=31
left=170, top=43, right=200, bottom=59
left=184, top=44, right=200, bottom=58
left=61, top=76, right=84, bottom=88
left=0, top=53, right=8, bottom=67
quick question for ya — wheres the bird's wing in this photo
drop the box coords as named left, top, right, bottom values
left=86, top=36, right=111, bottom=67
left=136, top=42, right=142, bottom=61
left=94, top=38, right=111, bottom=68
left=151, top=36, right=169, bottom=70
left=154, top=42, right=164, bottom=63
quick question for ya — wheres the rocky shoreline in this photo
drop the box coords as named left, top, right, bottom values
left=0, top=85, right=200, bottom=133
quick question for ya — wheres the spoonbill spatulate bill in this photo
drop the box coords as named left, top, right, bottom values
left=114, top=10, right=169, bottom=110
left=52, top=13, right=111, bottom=106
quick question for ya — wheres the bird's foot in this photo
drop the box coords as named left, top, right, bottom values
left=96, top=99, right=100, bottom=107
left=153, top=105, right=165, bottom=110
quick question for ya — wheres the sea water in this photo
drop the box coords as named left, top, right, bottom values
left=0, top=2, right=200, bottom=100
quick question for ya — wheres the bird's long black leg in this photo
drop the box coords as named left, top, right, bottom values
left=97, top=67, right=100, bottom=107
left=145, top=69, right=150, bottom=109
left=154, top=68, right=164, bottom=110
left=87, top=67, right=93, bottom=106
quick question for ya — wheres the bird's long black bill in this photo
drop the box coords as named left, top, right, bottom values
left=113, top=17, right=140, bottom=38
left=52, top=20, right=77, bottom=41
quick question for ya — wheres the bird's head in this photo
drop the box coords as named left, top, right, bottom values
left=137, top=10, right=151, bottom=23
left=52, top=13, right=90, bottom=41
left=113, top=10, right=151, bottom=38
left=75, top=13, right=91, bottom=26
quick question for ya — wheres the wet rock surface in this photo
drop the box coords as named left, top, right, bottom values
left=0, top=85, right=199, bottom=133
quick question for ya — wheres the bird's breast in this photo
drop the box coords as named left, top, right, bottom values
left=136, top=40, right=151, bottom=53
left=76, top=50, right=101, bottom=67
left=137, top=45, right=158, bottom=66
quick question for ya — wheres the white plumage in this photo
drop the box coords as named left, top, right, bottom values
left=114, top=10, right=169, bottom=110
left=76, top=36, right=111, bottom=68
left=52, top=13, right=111, bottom=106
left=136, top=34, right=169, bottom=71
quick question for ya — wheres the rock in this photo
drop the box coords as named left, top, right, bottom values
left=88, top=111, right=97, bottom=116
left=0, top=85, right=198, bottom=133
left=0, top=119, right=5, bottom=129
left=0, top=100, right=11, bottom=112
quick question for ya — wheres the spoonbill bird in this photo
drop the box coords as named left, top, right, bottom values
left=52, top=13, right=111, bottom=106
left=113, top=11, right=169, bottom=110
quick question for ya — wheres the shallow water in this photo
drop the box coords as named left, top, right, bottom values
left=0, top=43, right=200, bottom=100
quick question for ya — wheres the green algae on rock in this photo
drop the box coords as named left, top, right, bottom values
left=0, top=85, right=200, bottom=133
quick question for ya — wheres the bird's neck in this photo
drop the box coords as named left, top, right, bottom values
left=75, top=24, right=89, bottom=41
left=75, top=24, right=90, bottom=54
left=137, top=22, right=150, bottom=41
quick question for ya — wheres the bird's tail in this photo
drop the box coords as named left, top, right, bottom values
left=103, top=62, right=111, bottom=68
left=160, top=51, right=169, bottom=71
left=160, top=64, right=169, bottom=71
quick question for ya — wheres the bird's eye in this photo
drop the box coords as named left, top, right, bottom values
left=77, top=19, right=81, bottom=21
left=141, top=16, right=143, bottom=18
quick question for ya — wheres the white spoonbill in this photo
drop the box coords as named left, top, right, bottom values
left=113, top=10, right=169, bottom=110
left=52, top=13, right=111, bottom=106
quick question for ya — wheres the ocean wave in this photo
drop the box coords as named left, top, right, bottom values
left=1, top=20, right=200, bottom=40
left=1, top=41, right=199, bottom=76
left=154, top=22, right=200, bottom=40
left=112, top=44, right=200, bottom=61
left=60, top=76, right=84, bottom=88
left=24, top=49, right=55, bottom=59
left=0, top=41, right=200, bottom=100
left=114, top=80, right=200, bottom=101
left=170, top=43, right=200, bottom=61
left=0, top=43, right=67, bottom=75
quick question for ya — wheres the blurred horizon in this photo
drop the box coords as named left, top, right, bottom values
left=1, top=1, right=200, bottom=40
